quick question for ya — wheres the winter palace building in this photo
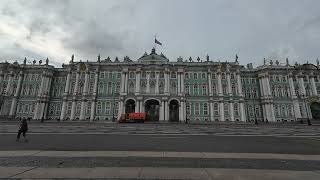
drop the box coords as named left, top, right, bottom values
left=0, top=48, right=320, bottom=123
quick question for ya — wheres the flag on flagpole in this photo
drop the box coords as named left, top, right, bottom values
left=155, top=38, right=162, bottom=46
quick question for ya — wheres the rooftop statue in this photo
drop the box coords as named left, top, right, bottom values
left=45, top=58, right=49, bottom=65
left=206, top=54, right=209, bottom=62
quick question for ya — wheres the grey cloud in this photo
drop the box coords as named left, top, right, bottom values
left=0, top=0, right=320, bottom=66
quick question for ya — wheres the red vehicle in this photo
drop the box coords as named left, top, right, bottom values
left=118, top=113, right=149, bottom=123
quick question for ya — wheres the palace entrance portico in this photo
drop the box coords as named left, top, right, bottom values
left=145, top=99, right=160, bottom=121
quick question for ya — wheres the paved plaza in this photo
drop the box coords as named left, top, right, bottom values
left=0, top=122, right=320, bottom=179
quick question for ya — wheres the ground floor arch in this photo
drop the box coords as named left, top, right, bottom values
left=125, top=99, right=135, bottom=114
left=169, top=99, right=179, bottom=122
left=145, top=99, right=160, bottom=121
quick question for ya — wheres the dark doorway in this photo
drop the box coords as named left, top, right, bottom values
left=145, top=99, right=160, bottom=121
left=310, top=102, right=320, bottom=121
left=125, top=99, right=135, bottom=113
left=169, top=100, right=179, bottom=122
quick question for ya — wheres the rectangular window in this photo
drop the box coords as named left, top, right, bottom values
left=105, top=102, right=111, bottom=115
left=97, top=102, right=102, bottom=114
left=202, top=73, right=206, bottom=79
left=100, top=72, right=105, bottom=79
left=195, top=103, right=200, bottom=115
left=203, top=103, right=208, bottom=115
left=186, top=103, right=191, bottom=115
left=67, top=102, right=72, bottom=114
left=114, top=102, right=119, bottom=115
left=171, top=72, right=176, bottom=78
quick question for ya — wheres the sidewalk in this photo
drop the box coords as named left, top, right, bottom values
left=1, top=150, right=320, bottom=179
left=2, top=167, right=319, bottom=180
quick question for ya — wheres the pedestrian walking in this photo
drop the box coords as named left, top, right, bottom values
left=16, top=118, right=28, bottom=142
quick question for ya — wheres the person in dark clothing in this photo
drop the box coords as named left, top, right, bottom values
left=16, top=119, right=28, bottom=142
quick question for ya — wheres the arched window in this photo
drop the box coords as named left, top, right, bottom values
left=129, top=81, right=135, bottom=94
left=159, top=81, right=164, bottom=93
left=150, top=80, right=156, bottom=94
left=98, top=83, right=103, bottom=95
left=141, top=81, right=146, bottom=93
left=212, top=84, right=217, bottom=95
left=231, top=83, right=236, bottom=95
left=193, top=73, right=198, bottom=79
left=202, top=85, right=207, bottom=95
left=222, top=84, right=227, bottom=95
left=193, top=84, right=198, bottom=95
left=185, top=83, right=190, bottom=95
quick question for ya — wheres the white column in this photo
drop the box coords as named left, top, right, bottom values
left=210, top=102, right=214, bottom=121
left=146, top=72, right=150, bottom=93
left=33, top=72, right=46, bottom=120
left=177, top=73, right=181, bottom=94
left=140, top=101, right=143, bottom=113
left=117, top=101, right=123, bottom=119
left=236, top=72, right=243, bottom=97
left=135, top=100, right=139, bottom=112
left=124, top=72, right=128, bottom=93
left=9, top=72, right=23, bottom=116
left=90, top=101, right=96, bottom=122
left=90, top=71, right=99, bottom=122
left=181, top=100, right=185, bottom=122
left=219, top=102, right=224, bottom=121
left=120, top=72, right=125, bottom=93
left=60, top=72, right=71, bottom=120
left=155, top=72, right=159, bottom=94
left=164, top=71, right=169, bottom=93
left=208, top=72, right=212, bottom=96
left=159, top=101, right=164, bottom=121
left=135, top=70, right=140, bottom=94
left=239, top=102, right=245, bottom=122
left=181, top=72, right=185, bottom=94
left=229, top=102, right=234, bottom=121
left=165, top=101, right=169, bottom=121
left=70, top=72, right=80, bottom=120
left=217, top=72, right=223, bottom=96
left=299, top=75, right=306, bottom=96
left=80, top=72, right=89, bottom=120
left=310, top=75, right=317, bottom=96
left=179, top=101, right=182, bottom=122
left=6, top=72, right=14, bottom=95
left=227, top=72, right=232, bottom=96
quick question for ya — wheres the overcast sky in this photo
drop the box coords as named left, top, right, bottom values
left=0, top=0, right=320, bottom=67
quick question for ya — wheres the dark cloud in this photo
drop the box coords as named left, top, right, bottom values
left=0, top=0, right=320, bottom=66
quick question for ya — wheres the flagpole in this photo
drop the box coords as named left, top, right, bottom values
left=154, top=35, right=156, bottom=51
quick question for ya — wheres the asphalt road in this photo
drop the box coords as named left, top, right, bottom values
left=1, top=134, right=320, bottom=154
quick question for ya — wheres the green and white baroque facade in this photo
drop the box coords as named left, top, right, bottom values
left=1, top=48, right=320, bottom=123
